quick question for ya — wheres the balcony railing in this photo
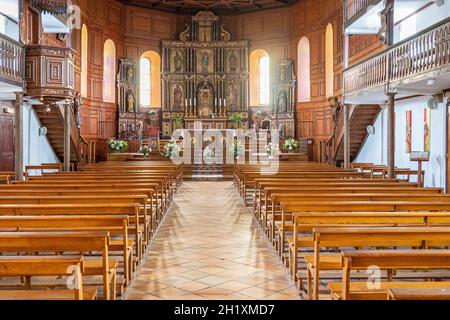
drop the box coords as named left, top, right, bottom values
left=344, top=17, right=450, bottom=96
left=0, top=33, right=25, bottom=88
left=345, top=0, right=383, bottom=26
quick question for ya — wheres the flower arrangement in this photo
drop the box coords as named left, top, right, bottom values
left=203, top=146, right=215, bottom=164
left=139, top=145, right=152, bottom=158
left=266, top=143, right=279, bottom=158
left=163, top=138, right=180, bottom=159
left=108, top=139, right=128, bottom=154
left=171, top=114, right=184, bottom=128
left=229, top=113, right=243, bottom=129
left=229, top=138, right=245, bottom=160
left=283, top=138, right=298, bottom=154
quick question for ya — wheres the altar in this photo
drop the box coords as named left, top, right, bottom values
left=160, top=11, right=250, bottom=138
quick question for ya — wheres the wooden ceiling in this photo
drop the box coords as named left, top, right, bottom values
left=121, top=0, right=300, bottom=15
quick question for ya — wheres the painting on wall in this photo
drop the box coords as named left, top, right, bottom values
left=406, top=110, right=412, bottom=153
left=424, top=107, right=431, bottom=152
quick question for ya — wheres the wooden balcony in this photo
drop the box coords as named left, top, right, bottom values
left=25, top=45, right=75, bottom=99
left=0, top=33, right=25, bottom=89
left=344, top=0, right=383, bottom=27
left=344, top=18, right=450, bottom=104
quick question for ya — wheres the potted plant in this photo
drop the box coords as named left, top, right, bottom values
left=108, top=139, right=128, bottom=154
left=283, top=138, right=298, bottom=154
left=229, top=113, right=243, bottom=129
left=171, top=114, right=184, bottom=129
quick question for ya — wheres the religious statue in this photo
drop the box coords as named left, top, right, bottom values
left=280, top=65, right=287, bottom=82
left=126, top=90, right=136, bottom=113
left=127, top=66, right=134, bottom=82
left=277, top=91, right=288, bottom=113
left=174, top=50, right=183, bottom=72
left=199, top=83, right=212, bottom=118
left=328, top=96, right=342, bottom=128
left=229, top=51, right=238, bottom=73
left=201, top=52, right=209, bottom=73
left=72, top=91, right=83, bottom=128
left=227, top=84, right=238, bottom=109
left=173, top=84, right=183, bottom=111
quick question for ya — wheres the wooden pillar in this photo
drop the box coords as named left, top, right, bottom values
left=386, top=91, right=396, bottom=178
left=64, top=104, right=71, bottom=172
left=14, top=92, right=24, bottom=181
left=343, top=104, right=350, bottom=170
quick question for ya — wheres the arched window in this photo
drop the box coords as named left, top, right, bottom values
left=297, top=37, right=311, bottom=102
left=140, top=57, right=151, bottom=106
left=103, top=39, right=116, bottom=103
left=325, top=23, right=334, bottom=98
left=81, top=24, right=88, bottom=97
left=250, top=49, right=270, bottom=106
left=139, top=51, right=161, bottom=107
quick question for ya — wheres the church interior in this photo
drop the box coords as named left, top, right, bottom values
left=0, top=0, right=450, bottom=302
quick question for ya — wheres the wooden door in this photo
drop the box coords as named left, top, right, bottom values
left=0, top=114, right=15, bottom=171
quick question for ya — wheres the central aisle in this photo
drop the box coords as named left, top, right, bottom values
left=126, top=181, right=299, bottom=300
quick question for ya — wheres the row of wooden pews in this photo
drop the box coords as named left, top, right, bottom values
left=0, top=161, right=181, bottom=300
left=234, top=162, right=450, bottom=300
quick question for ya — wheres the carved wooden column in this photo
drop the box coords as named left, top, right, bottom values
left=64, top=104, right=71, bottom=172
left=14, top=92, right=24, bottom=181
left=386, top=90, right=396, bottom=178
left=343, top=104, right=350, bottom=170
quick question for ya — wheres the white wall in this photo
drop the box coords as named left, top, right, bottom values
left=394, top=0, right=450, bottom=43
left=355, top=96, right=447, bottom=188
left=23, top=104, right=59, bottom=174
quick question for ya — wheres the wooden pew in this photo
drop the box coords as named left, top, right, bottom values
left=334, top=250, right=450, bottom=300
left=0, top=215, right=132, bottom=287
left=388, top=288, right=450, bottom=300
left=0, top=256, right=97, bottom=300
left=0, top=231, right=115, bottom=300
left=309, top=227, right=450, bottom=300
left=288, top=211, right=450, bottom=285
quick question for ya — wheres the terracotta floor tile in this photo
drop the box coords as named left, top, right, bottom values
left=127, top=182, right=297, bottom=301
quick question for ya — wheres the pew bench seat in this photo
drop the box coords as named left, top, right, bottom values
left=329, top=281, right=450, bottom=300
left=0, top=289, right=98, bottom=300
left=388, top=288, right=450, bottom=300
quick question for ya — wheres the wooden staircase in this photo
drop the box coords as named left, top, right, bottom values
left=33, top=105, right=90, bottom=165
left=332, top=104, right=381, bottom=164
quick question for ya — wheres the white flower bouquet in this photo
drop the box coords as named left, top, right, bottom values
left=163, top=138, right=180, bottom=159
left=139, top=145, right=152, bottom=158
left=266, top=143, right=279, bottom=158
left=283, top=138, right=298, bottom=154
left=108, top=139, right=128, bottom=154
left=229, top=139, right=245, bottom=160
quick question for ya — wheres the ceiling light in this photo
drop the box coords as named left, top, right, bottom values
left=427, top=79, right=436, bottom=86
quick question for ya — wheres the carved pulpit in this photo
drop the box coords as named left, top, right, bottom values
left=271, top=59, right=296, bottom=138
left=161, top=11, right=250, bottom=138
left=117, top=59, right=144, bottom=140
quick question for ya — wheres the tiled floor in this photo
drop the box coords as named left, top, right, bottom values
left=125, top=181, right=300, bottom=300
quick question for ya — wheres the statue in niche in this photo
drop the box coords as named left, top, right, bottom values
left=277, top=91, right=288, bottom=114
left=227, top=84, right=238, bottom=110
left=174, top=50, right=183, bottom=72
left=280, top=65, right=287, bottom=82
left=201, top=52, right=209, bottom=73
left=199, top=83, right=212, bottom=118
left=126, top=90, right=136, bottom=113
left=173, top=84, right=183, bottom=111
left=127, top=66, right=134, bottom=82
left=229, top=51, right=238, bottom=73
